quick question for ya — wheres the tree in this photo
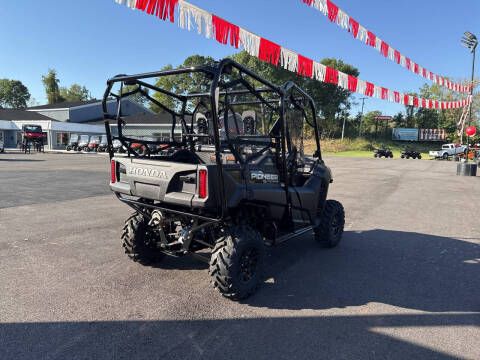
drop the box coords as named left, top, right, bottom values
left=0, top=79, right=31, bottom=108
left=392, top=112, right=405, bottom=128
left=361, top=110, right=382, bottom=135
left=152, top=55, right=216, bottom=112
left=42, top=69, right=64, bottom=104
left=59, top=84, right=91, bottom=102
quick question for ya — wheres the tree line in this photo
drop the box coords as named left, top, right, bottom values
left=0, top=69, right=92, bottom=109
left=1, top=54, right=476, bottom=143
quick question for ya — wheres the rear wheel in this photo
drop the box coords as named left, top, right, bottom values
left=122, top=212, right=164, bottom=263
left=314, top=200, right=345, bottom=248
left=209, top=226, right=265, bottom=300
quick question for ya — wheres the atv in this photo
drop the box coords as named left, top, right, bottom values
left=401, top=148, right=422, bottom=159
left=77, top=135, right=90, bottom=152
left=374, top=146, right=393, bottom=158
left=103, top=59, right=345, bottom=300
left=97, top=135, right=109, bottom=152
left=66, top=134, right=80, bottom=151
left=85, top=135, right=101, bottom=152
left=112, top=139, right=126, bottom=153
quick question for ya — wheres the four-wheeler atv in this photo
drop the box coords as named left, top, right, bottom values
left=77, top=135, right=90, bottom=152
left=401, top=148, right=422, bottom=159
left=66, top=134, right=80, bottom=151
left=86, top=135, right=101, bottom=152
left=374, top=146, right=393, bottom=158
left=103, top=59, right=345, bottom=300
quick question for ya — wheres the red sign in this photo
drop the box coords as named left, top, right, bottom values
left=466, top=126, right=477, bottom=137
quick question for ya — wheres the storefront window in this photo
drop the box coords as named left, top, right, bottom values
left=56, top=132, right=69, bottom=146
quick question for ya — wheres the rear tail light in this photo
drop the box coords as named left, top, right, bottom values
left=111, top=160, right=116, bottom=183
left=198, top=169, right=208, bottom=199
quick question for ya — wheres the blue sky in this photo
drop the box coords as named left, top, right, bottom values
left=1, top=0, right=478, bottom=115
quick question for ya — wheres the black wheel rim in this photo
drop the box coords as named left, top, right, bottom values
left=240, top=249, right=259, bottom=283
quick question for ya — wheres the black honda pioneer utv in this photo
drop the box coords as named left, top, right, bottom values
left=103, top=59, right=345, bottom=300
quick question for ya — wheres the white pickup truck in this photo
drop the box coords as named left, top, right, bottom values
left=429, top=143, right=467, bottom=159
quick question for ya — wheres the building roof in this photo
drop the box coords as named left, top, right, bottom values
left=86, top=111, right=175, bottom=126
left=0, top=109, right=53, bottom=121
left=27, top=99, right=101, bottom=110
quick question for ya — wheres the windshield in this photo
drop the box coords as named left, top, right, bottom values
left=23, top=125, right=42, bottom=133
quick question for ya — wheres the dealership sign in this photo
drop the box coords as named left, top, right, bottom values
left=419, top=129, right=447, bottom=141
left=392, top=128, right=419, bottom=141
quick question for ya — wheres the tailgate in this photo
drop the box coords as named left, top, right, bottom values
left=111, top=157, right=200, bottom=207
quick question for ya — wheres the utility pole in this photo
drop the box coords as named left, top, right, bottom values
left=461, top=31, right=478, bottom=163
left=358, top=97, right=367, bottom=137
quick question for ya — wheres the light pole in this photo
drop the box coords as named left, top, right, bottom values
left=461, top=31, right=478, bottom=163
left=358, top=97, right=367, bottom=137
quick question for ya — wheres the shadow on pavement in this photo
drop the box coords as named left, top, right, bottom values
left=245, top=229, right=480, bottom=312
left=0, top=313, right=477, bottom=359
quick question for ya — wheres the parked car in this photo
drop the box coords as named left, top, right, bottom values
left=374, top=146, right=393, bottom=158
left=86, top=135, right=101, bottom=152
left=429, top=143, right=467, bottom=159
left=66, top=134, right=80, bottom=151
left=401, top=148, right=422, bottom=159
left=77, top=135, right=90, bottom=151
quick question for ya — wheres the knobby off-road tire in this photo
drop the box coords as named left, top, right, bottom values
left=315, top=200, right=345, bottom=248
left=122, top=212, right=164, bottom=263
left=209, top=226, right=265, bottom=300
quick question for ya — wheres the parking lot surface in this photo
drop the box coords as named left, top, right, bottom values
left=0, top=152, right=479, bottom=359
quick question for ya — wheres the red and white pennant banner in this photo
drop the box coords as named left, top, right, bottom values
left=301, top=0, right=472, bottom=94
left=114, top=0, right=471, bottom=110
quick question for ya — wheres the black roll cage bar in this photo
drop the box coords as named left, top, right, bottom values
left=102, top=58, right=322, bottom=218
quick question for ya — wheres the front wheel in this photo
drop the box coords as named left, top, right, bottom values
left=209, top=226, right=265, bottom=300
left=442, top=152, right=448, bottom=160
left=314, top=200, right=345, bottom=248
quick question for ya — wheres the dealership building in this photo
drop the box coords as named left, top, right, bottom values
left=0, top=99, right=161, bottom=150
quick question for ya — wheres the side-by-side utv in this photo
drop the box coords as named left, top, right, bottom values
left=103, top=59, right=345, bottom=300
left=66, top=134, right=80, bottom=151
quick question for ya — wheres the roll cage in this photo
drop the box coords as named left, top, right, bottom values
left=103, top=58, right=323, bottom=216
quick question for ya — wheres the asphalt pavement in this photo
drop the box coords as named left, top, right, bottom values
left=0, top=152, right=479, bottom=359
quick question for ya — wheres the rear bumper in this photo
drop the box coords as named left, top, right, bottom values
left=114, top=192, right=220, bottom=222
